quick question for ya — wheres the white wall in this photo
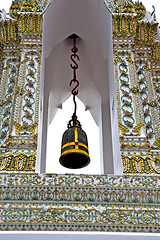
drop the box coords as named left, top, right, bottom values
left=37, top=0, right=122, bottom=174
left=1, top=232, right=159, bottom=240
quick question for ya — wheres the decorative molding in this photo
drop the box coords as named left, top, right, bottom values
left=0, top=173, right=159, bottom=232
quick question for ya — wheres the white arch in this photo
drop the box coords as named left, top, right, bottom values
left=46, top=96, right=101, bottom=174
left=37, top=0, right=122, bottom=174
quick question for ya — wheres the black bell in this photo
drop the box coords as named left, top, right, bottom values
left=59, top=115, right=90, bottom=169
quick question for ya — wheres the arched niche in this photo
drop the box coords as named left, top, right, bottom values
left=36, top=0, right=122, bottom=175
left=46, top=96, right=101, bottom=174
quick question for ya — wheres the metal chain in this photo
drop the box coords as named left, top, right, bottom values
left=69, top=36, right=80, bottom=118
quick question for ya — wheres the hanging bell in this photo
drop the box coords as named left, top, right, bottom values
left=59, top=115, right=90, bottom=169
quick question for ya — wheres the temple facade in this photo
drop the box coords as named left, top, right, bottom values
left=0, top=0, right=159, bottom=236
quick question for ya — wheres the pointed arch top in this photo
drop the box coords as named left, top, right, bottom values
left=37, top=0, right=122, bottom=175
left=43, top=0, right=114, bottom=125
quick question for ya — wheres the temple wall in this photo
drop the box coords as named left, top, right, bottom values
left=0, top=173, right=159, bottom=232
left=0, top=0, right=159, bottom=234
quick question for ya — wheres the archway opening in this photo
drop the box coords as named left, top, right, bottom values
left=38, top=0, right=123, bottom=175
left=46, top=96, right=101, bottom=174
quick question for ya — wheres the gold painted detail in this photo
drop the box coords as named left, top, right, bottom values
left=1, top=152, right=36, bottom=171
left=113, top=14, right=137, bottom=38
left=0, top=203, right=158, bottom=228
left=152, top=43, right=160, bottom=63
left=21, top=14, right=42, bottom=37
left=114, top=1, right=135, bottom=14
left=61, top=127, right=88, bottom=157
left=122, top=153, right=160, bottom=174
left=0, top=38, right=41, bottom=172
left=9, top=0, right=49, bottom=17
left=61, top=149, right=89, bottom=157
left=62, top=142, right=88, bottom=150
left=0, top=173, right=159, bottom=188
left=0, top=173, right=158, bottom=232
left=135, top=22, right=158, bottom=44
left=0, top=184, right=158, bottom=204
left=14, top=121, right=38, bottom=135
left=0, top=20, right=20, bottom=44
left=0, top=223, right=158, bottom=232
left=152, top=138, right=160, bottom=150
left=113, top=12, right=160, bottom=175
left=119, top=123, right=143, bottom=136
left=134, top=1, right=146, bottom=20
left=74, top=127, right=78, bottom=149
left=0, top=14, right=42, bottom=44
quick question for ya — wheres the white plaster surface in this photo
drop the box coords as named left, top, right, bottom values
left=0, top=232, right=159, bottom=240
left=38, top=0, right=122, bottom=174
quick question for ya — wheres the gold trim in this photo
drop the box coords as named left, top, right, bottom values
left=74, top=127, right=78, bottom=149
left=78, top=142, right=88, bottom=149
left=62, top=142, right=75, bottom=149
left=62, top=142, right=88, bottom=150
left=60, top=149, right=89, bottom=157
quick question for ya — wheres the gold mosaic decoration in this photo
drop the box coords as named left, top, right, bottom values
left=112, top=1, right=160, bottom=175
left=0, top=173, right=159, bottom=232
left=0, top=1, right=42, bottom=172
left=0, top=0, right=159, bottom=233
left=0, top=0, right=158, bottom=175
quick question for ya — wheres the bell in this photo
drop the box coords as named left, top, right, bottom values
left=59, top=115, right=90, bottom=169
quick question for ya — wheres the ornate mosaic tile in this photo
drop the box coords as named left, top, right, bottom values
left=0, top=173, right=159, bottom=232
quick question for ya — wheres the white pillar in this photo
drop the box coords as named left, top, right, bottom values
left=100, top=101, right=114, bottom=174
